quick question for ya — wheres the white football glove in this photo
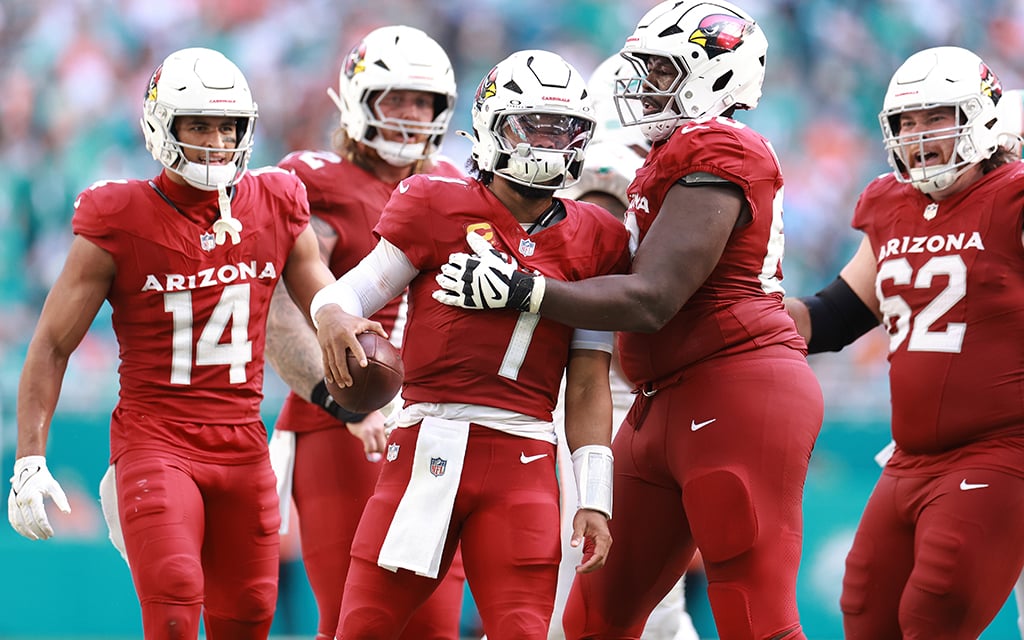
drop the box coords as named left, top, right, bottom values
left=8, top=455, right=71, bottom=540
left=432, top=231, right=545, bottom=313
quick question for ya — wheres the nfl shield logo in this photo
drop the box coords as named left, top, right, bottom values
left=200, top=232, right=216, bottom=251
left=518, top=238, right=536, bottom=257
left=386, top=442, right=400, bottom=462
left=429, top=457, right=447, bottom=477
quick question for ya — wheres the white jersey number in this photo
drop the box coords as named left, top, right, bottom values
left=498, top=312, right=541, bottom=380
left=164, top=283, right=254, bottom=384
left=293, top=150, right=341, bottom=171
left=877, top=255, right=966, bottom=354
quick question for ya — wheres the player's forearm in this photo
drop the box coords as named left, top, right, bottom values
left=266, top=283, right=325, bottom=399
left=564, top=368, right=615, bottom=521
left=541, top=274, right=676, bottom=333
left=15, top=346, right=69, bottom=457
left=563, top=376, right=613, bottom=451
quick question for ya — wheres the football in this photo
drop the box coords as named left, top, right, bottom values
left=325, top=332, right=404, bottom=414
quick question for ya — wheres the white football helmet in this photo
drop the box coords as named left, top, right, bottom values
left=557, top=140, right=645, bottom=210
left=994, top=88, right=1022, bottom=154
left=614, top=0, right=768, bottom=143
left=879, top=46, right=1004, bottom=194
left=140, top=47, right=257, bottom=191
left=328, top=25, right=456, bottom=167
left=587, top=54, right=651, bottom=152
left=469, top=49, right=596, bottom=191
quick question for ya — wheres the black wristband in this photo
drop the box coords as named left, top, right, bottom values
left=507, top=271, right=536, bottom=312
left=310, top=380, right=369, bottom=424
left=801, top=276, right=880, bottom=354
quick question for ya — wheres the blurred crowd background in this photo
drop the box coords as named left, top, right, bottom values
left=3, top=0, right=1024, bottom=418
left=3, top=0, right=1024, bottom=637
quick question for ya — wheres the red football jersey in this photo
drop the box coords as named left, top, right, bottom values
left=275, top=151, right=464, bottom=432
left=853, top=161, right=1024, bottom=453
left=376, top=175, right=631, bottom=421
left=278, top=150, right=464, bottom=331
left=72, top=169, right=309, bottom=427
left=617, top=117, right=805, bottom=387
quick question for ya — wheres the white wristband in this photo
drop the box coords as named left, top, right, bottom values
left=309, top=281, right=363, bottom=329
left=528, top=274, right=546, bottom=314
left=571, top=444, right=613, bottom=519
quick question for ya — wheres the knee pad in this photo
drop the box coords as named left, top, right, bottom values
left=683, top=470, right=757, bottom=563
left=339, top=604, right=405, bottom=640
left=219, top=574, right=277, bottom=622
left=487, top=610, right=550, bottom=640
left=137, top=552, right=204, bottom=604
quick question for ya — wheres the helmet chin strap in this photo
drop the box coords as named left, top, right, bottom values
left=372, top=138, right=431, bottom=167
left=212, top=183, right=242, bottom=245
left=176, top=159, right=243, bottom=245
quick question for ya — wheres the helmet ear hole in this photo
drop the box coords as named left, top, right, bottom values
left=712, top=72, right=733, bottom=92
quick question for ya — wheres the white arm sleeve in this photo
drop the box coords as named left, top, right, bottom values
left=311, top=238, right=418, bottom=323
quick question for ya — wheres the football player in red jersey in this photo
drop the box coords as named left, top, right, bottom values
left=784, top=47, right=1024, bottom=639
left=309, top=49, right=629, bottom=640
left=6, top=48, right=368, bottom=640
left=433, top=2, right=824, bottom=639
left=264, top=25, right=466, bottom=640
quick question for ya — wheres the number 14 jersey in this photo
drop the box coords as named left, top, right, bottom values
left=72, top=169, right=309, bottom=432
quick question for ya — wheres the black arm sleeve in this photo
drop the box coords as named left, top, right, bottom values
left=311, top=380, right=368, bottom=424
left=800, top=276, right=880, bottom=354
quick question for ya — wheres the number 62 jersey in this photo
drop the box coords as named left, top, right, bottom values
left=71, top=169, right=309, bottom=428
left=853, top=160, right=1024, bottom=454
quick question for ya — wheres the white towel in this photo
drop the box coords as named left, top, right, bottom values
left=378, top=417, right=470, bottom=578
left=268, top=429, right=296, bottom=534
left=874, top=439, right=896, bottom=468
left=98, top=464, right=129, bottom=567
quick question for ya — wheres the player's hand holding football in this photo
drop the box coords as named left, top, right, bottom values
left=433, top=231, right=545, bottom=313
left=8, top=455, right=71, bottom=540
left=312, top=305, right=387, bottom=388
left=571, top=508, right=612, bottom=574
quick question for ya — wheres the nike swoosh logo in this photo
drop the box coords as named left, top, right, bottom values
left=960, top=479, right=989, bottom=491
left=520, top=453, right=549, bottom=464
left=398, top=181, right=410, bottom=194
left=690, top=418, right=716, bottom=431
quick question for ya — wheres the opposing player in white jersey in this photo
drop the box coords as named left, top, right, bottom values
left=550, top=53, right=700, bottom=640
